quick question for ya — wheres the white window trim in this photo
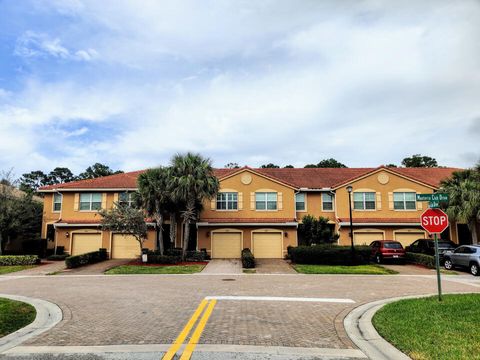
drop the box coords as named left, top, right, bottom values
left=119, top=192, right=135, bottom=207
left=52, top=193, right=62, bottom=213
left=353, top=192, right=376, bottom=211
left=79, top=193, right=102, bottom=212
left=255, top=192, right=278, bottom=211
left=393, top=192, right=417, bottom=211
left=216, top=192, right=239, bottom=212
left=295, top=193, right=307, bottom=212
left=321, top=193, right=334, bottom=212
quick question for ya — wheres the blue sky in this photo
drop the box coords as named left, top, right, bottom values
left=0, top=0, right=479, bottom=176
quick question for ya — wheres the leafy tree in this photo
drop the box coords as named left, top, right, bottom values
left=284, top=165, right=294, bottom=168
left=224, top=162, right=240, bottom=169
left=402, top=154, right=438, bottom=168
left=316, top=158, right=347, bottom=168
left=304, top=164, right=317, bottom=168
left=78, top=163, right=123, bottom=179
left=99, top=204, right=148, bottom=257
left=298, top=215, right=338, bottom=246
left=19, top=171, right=48, bottom=193
left=441, top=166, right=480, bottom=244
left=170, top=153, right=219, bottom=259
left=386, top=164, right=397, bottom=168
left=260, top=163, right=280, bottom=168
left=47, top=167, right=75, bottom=184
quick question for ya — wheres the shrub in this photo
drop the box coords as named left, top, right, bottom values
left=0, top=255, right=40, bottom=266
left=406, top=252, right=436, bottom=268
left=65, top=250, right=108, bottom=269
left=147, top=254, right=181, bottom=264
left=153, top=249, right=208, bottom=262
left=47, top=254, right=68, bottom=261
left=241, top=248, right=255, bottom=269
left=289, top=245, right=371, bottom=265
left=56, top=246, right=65, bottom=255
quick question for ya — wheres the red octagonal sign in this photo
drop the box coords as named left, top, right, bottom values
left=420, top=208, right=449, bottom=234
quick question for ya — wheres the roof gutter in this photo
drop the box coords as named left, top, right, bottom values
left=39, top=188, right=138, bottom=193
left=197, top=222, right=298, bottom=227
left=337, top=222, right=421, bottom=226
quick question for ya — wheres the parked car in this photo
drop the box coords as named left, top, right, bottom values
left=369, top=240, right=406, bottom=264
left=444, top=245, right=480, bottom=276
left=406, top=239, right=457, bottom=258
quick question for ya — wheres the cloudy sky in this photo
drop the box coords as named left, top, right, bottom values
left=0, top=0, right=479, bottom=176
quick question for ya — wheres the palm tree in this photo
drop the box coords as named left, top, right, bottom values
left=170, top=153, right=219, bottom=259
left=137, top=167, right=172, bottom=255
left=441, top=166, right=480, bottom=244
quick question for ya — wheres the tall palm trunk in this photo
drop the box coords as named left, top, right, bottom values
left=468, top=220, right=479, bottom=244
left=182, top=198, right=196, bottom=260
left=169, top=212, right=177, bottom=248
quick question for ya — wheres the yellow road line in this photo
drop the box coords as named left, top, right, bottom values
left=162, top=299, right=209, bottom=360
left=179, top=299, right=217, bottom=360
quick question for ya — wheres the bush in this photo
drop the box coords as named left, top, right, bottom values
left=154, top=249, right=208, bottom=262
left=56, top=246, right=65, bottom=255
left=0, top=255, right=40, bottom=266
left=289, top=245, right=371, bottom=265
left=147, top=254, right=181, bottom=264
left=241, top=248, right=255, bottom=268
left=65, top=250, right=108, bottom=269
left=406, top=252, right=436, bottom=268
left=47, top=254, right=68, bottom=261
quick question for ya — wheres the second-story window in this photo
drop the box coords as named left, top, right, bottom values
left=119, top=192, right=135, bottom=207
left=353, top=192, right=375, bottom=210
left=216, top=192, right=238, bottom=210
left=256, top=192, right=277, bottom=210
left=322, top=193, right=334, bottom=211
left=295, top=193, right=305, bottom=211
left=394, top=192, right=416, bottom=210
left=79, top=193, right=102, bottom=211
left=53, top=193, right=62, bottom=212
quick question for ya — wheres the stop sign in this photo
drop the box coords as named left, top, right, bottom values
left=420, top=208, right=449, bottom=234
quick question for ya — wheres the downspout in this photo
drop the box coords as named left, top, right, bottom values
left=331, top=190, right=340, bottom=245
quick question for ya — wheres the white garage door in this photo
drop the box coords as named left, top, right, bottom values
left=111, top=234, right=141, bottom=259
left=212, top=232, right=242, bottom=258
left=354, top=232, right=384, bottom=245
left=71, top=233, right=102, bottom=256
left=252, top=232, right=283, bottom=258
left=394, top=232, right=426, bottom=247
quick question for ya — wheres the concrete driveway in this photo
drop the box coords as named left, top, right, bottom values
left=0, top=272, right=479, bottom=359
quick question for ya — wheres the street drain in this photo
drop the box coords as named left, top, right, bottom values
left=222, top=278, right=236, bottom=281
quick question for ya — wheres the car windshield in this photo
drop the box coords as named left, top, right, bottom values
left=383, top=242, right=402, bottom=249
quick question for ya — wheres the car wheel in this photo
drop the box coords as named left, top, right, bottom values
left=470, top=263, right=480, bottom=276
left=375, top=254, right=382, bottom=264
left=444, top=259, right=453, bottom=270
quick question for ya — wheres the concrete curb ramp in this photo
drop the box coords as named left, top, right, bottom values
left=0, top=293, right=62, bottom=353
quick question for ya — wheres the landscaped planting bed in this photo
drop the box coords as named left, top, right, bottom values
left=293, top=264, right=398, bottom=275
left=0, top=255, right=40, bottom=266
left=105, top=264, right=205, bottom=274
left=288, top=245, right=371, bottom=265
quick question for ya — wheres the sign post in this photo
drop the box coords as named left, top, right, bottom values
left=420, top=208, right=449, bottom=301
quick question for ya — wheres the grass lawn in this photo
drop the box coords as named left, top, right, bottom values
left=0, top=298, right=36, bottom=337
left=373, top=294, right=480, bottom=360
left=293, top=264, right=398, bottom=275
left=0, top=265, right=36, bottom=275
left=105, top=264, right=205, bottom=274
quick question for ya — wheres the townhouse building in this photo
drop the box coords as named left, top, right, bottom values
left=39, top=166, right=473, bottom=259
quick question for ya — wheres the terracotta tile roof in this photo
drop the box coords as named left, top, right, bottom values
left=38, top=166, right=459, bottom=191
left=337, top=218, right=420, bottom=224
left=199, top=218, right=297, bottom=223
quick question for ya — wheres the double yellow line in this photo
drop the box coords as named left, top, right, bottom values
left=162, top=298, right=217, bottom=360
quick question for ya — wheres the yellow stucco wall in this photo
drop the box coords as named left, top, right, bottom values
left=296, top=192, right=336, bottom=221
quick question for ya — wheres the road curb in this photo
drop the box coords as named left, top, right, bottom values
left=0, top=293, right=63, bottom=353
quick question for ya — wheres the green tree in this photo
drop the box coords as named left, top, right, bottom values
left=19, top=170, right=48, bottom=193
left=99, top=204, right=148, bottom=257
left=284, top=165, right=294, bottom=168
left=47, top=167, right=75, bottom=184
left=170, top=153, right=219, bottom=259
left=402, top=154, right=438, bottom=168
left=304, top=164, right=317, bottom=168
left=317, top=158, right=347, bottom=168
left=224, top=162, right=240, bottom=169
left=386, top=164, right=397, bottom=168
left=441, top=166, right=480, bottom=244
left=260, top=163, right=280, bottom=168
left=298, top=215, right=338, bottom=246
left=78, top=163, right=123, bottom=179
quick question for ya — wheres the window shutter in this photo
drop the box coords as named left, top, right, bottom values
left=388, top=192, right=393, bottom=210
left=210, top=198, right=216, bottom=210
left=278, top=192, right=283, bottom=210
left=376, top=192, right=382, bottom=210
left=101, top=193, right=107, bottom=209
left=74, top=193, right=79, bottom=211
left=238, top=192, right=243, bottom=210
left=250, top=192, right=255, bottom=210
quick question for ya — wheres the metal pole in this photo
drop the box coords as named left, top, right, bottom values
left=348, top=191, right=355, bottom=264
left=434, top=233, right=442, bottom=301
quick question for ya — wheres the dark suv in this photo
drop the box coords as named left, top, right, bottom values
left=406, top=239, right=456, bottom=258
left=444, top=245, right=480, bottom=276
left=369, top=240, right=406, bottom=264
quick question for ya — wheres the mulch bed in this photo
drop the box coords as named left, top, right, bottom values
left=126, top=261, right=209, bottom=267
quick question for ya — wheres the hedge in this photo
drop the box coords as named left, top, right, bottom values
left=152, top=249, right=209, bottom=262
left=241, top=248, right=255, bottom=269
left=47, top=254, right=69, bottom=261
left=0, top=255, right=40, bottom=266
left=65, top=249, right=108, bottom=269
left=289, top=245, right=371, bottom=265
left=147, top=255, right=182, bottom=264
left=405, top=252, right=436, bottom=268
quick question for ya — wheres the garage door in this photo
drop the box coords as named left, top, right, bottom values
left=394, top=232, right=425, bottom=247
left=71, top=233, right=102, bottom=256
left=212, top=232, right=242, bottom=258
left=354, top=232, right=384, bottom=245
left=252, top=232, right=283, bottom=258
left=111, top=234, right=141, bottom=259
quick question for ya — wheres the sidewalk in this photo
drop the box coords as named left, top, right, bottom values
left=2, top=261, right=66, bottom=276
